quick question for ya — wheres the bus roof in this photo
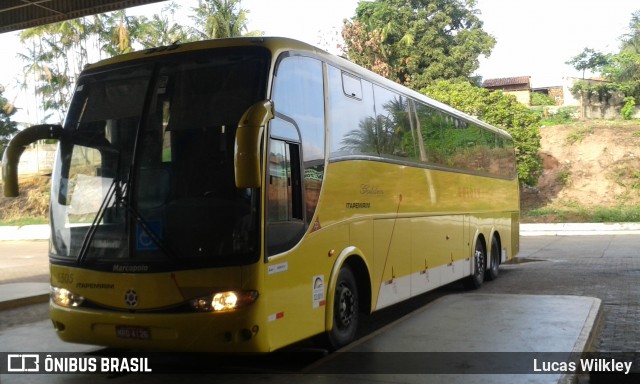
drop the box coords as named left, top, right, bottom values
left=85, top=36, right=512, bottom=140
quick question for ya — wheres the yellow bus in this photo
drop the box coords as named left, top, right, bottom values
left=2, top=37, right=519, bottom=352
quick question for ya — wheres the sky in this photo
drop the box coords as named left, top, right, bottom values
left=1, top=0, right=639, bottom=123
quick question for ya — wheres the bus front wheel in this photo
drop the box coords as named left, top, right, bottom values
left=464, top=240, right=486, bottom=290
left=326, top=266, right=359, bottom=350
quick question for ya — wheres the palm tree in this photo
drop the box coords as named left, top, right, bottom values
left=340, top=96, right=412, bottom=156
left=190, top=0, right=261, bottom=40
left=94, top=11, right=137, bottom=56
left=0, top=86, right=19, bottom=157
left=622, top=10, right=640, bottom=55
left=136, top=2, right=190, bottom=48
left=19, top=16, right=98, bottom=122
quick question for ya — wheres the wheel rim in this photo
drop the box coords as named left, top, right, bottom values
left=337, top=283, right=355, bottom=329
left=475, top=247, right=485, bottom=279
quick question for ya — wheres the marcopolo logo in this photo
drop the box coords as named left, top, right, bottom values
left=124, top=289, right=138, bottom=307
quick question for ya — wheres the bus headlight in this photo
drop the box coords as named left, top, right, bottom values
left=51, top=286, right=85, bottom=307
left=189, top=290, right=258, bottom=312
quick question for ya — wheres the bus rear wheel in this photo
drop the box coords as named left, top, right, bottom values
left=464, top=240, right=486, bottom=290
left=485, top=236, right=500, bottom=281
left=326, top=266, right=359, bottom=350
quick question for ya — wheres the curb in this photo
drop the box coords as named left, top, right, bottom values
left=0, top=283, right=50, bottom=311
left=0, top=224, right=50, bottom=241
left=520, top=222, right=640, bottom=236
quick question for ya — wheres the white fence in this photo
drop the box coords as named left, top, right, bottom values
left=0, top=143, right=57, bottom=182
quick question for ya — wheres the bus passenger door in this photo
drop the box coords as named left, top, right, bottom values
left=264, top=54, right=327, bottom=350
left=264, top=137, right=318, bottom=350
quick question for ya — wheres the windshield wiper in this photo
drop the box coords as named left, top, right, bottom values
left=76, top=177, right=178, bottom=264
left=76, top=177, right=119, bottom=264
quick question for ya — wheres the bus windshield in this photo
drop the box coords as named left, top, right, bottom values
left=49, top=46, right=269, bottom=268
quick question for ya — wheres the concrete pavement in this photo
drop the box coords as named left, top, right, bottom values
left=3, top=226, right=640, bottom=383
left=0, top=293, right=604, bottom=384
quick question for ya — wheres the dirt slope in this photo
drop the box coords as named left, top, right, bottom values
left=0, top=176, right=50, bottom=223
left=522, top=121, right=640, bottom=214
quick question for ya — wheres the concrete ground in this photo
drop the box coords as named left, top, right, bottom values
left=1, top=228, right=640, bottom=383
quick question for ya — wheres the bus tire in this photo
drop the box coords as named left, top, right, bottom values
left=485, top=236, right=500, bottom=281
left=464, top=239, right=486, bottom=290
left=326, top=266, right=359, bottom=350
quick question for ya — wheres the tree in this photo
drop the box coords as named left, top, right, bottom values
left=341, top=0, right=496, bottom=90
left=15, top=1, right=245, bottom=123
left=621, top=10, right=640, bottom=54
left=93, top=11, right=139, bottom=56
left=340, top=97, right=411, bottom=155
left=190, top=0, right=261, bottom=39
left=565, top=47, right=609, bottom=79
left=605, top=11, right=640, bottom=87
left=0, top=85, right=19, bottom=158
left=18, top=22, right=85, bottom=122
left=136, top=2, right=190, bottom=48
left=423, top=80, right=542, bottom=186
left=567, top=12, right=640, bottom=116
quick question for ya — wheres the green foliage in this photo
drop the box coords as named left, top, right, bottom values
left=342, top=0, right=496, bottom=90
left=190, top=0, right=261, bottom=39
left=621, top=96, right=636, bottom=120
left=557, top=170, right=571, bottom=187
left=570, top=80, right=630, bottom=104
left=621, top=10, right=640, bottom=52
left=553, top=106, right=578, bottom=123
left=0, top=217, right=49, bottom=226
left=532, top=106, right=578, bottom=126
left=129, top=3, right=190, bottom=50
left=570, top=12, right=640, bottom=105
left=565, top=47, right=609, bottom=79
left=0, top=85, right=19, bottom=158
left=563, top=11, right=640, bottom=121
left=523, top=205, right=640, bottom=223
left=601, top=50, right=640, bottom=87
left=530, top=92, right=555, bottom=106
left=17, top=1, right=262, bottom=123
left=422, top=80, right=542, bottom=186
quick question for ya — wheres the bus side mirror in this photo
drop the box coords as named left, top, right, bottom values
left=2, top=124, right=64, bottom=197
left=234, top=100, right=273, bottom=188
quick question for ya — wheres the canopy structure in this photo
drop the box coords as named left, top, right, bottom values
left=0, top=0, right=166, bottom=33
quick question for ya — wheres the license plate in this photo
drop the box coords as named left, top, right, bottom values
left=116, top=326, right=151, bottom=340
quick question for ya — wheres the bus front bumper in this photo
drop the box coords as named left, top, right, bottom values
left=50, top=302, right=269, bottom=352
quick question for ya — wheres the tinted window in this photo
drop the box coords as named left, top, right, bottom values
left=273, top=55, right=325, bottom=163
left=414, top=101, right=516, bottom=178
left=328, top=65, right=375, bottom=157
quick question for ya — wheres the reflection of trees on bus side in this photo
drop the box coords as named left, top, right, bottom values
left=340, top=96, right=411, bottom=158
left=339, top=95, right=516, bottom=179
